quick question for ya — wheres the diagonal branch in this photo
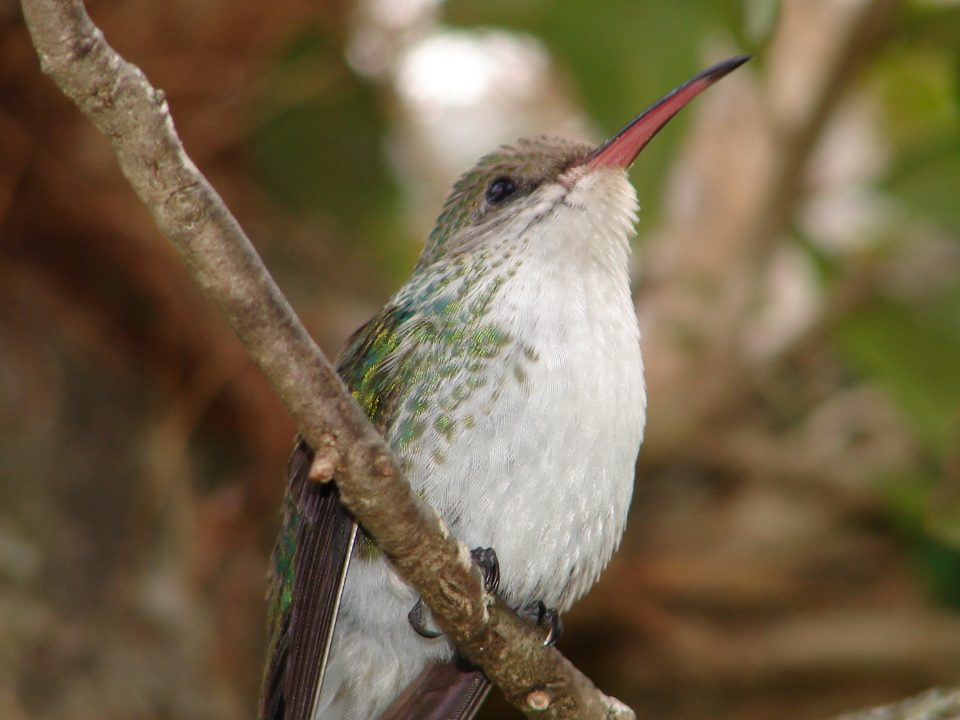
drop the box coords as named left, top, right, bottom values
left=18, top=0, right=633, bottom=717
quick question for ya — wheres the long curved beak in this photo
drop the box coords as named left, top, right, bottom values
left=585, top=55, right=751, bottom=170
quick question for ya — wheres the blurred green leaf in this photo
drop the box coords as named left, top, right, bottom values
left=925, top=421, right=960, bottom=549
left=250, top=29, right=399, bottom=245
left=873, top=46, right=956, bottom=149
left=928, top=495, right=960, bottom=548
left=899, top=4, right=960, bottom=52
left=879, top=469, right=960, bottom=606
left=873, top=42, right=960, bottom=232
left=915, top=534, right=960, bottom=606
left=832, top=286, right=960, bottom=457
left=883, top=138, right=960, bottom=234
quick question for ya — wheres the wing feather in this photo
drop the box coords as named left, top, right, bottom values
left=260, top=306, right=415, bottom=720
left=379, top=663, right=491, bottom=720
left=260, top=441, right=357, bottom=720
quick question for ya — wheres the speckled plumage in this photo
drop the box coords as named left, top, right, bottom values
left=266, top=136, right=647, bottom=720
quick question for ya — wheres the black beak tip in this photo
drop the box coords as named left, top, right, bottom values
left=705, top=54, right=753, bottom=82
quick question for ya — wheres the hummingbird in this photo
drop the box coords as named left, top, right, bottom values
left=260, top=55, right=749, bottom=720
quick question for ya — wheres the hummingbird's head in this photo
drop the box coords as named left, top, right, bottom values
left=418, top=55, right=750, bottom=269
left=418, top=136, right=591, bottom=268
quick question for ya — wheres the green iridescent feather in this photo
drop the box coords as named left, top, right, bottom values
left=264, top=303, right=414, bottom=664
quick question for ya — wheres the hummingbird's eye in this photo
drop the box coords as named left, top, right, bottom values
left=485, top=176, right=518, bottom=204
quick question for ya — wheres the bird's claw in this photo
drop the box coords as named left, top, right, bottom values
left=407, top=546, right=500, bottom=639
left=407, top=597, right=442, bottom=639
left=521, top=600, right=564, bottom=646
left=471, top=547, right=500, bottom=593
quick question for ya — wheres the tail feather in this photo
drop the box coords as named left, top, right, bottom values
left=379, top=662, right=491, bottom=720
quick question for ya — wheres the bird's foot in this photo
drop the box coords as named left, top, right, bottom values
left=408, top=597, right=442, bottom=639
left=452, top=600, right=562, bottom=672
left=520, top=600, right=564, bottom=646
left=470, top=546, right=500, bottom=594
left=407, top=546, right=501, bottom=639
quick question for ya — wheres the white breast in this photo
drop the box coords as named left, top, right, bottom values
left=406, top=168, right=646, bottom=610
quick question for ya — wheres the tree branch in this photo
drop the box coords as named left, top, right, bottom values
left=18, top=0, right=633, bottom=717
left=832, top=688, right=960, bottom=720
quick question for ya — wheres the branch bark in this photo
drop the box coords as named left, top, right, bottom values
left=18, top=1, right=633, bottom=718
left=832, top=688, right=960, bottom=720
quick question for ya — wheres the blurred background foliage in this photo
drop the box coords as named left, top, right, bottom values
left=1, top=0, right=959, bottom=718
